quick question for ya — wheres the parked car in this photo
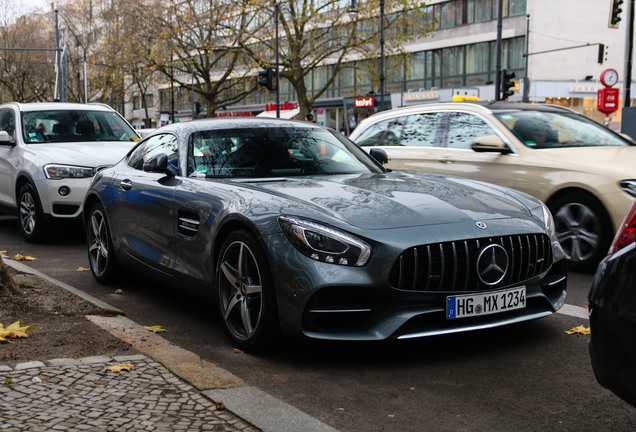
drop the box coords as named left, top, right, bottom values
left=0, top=102, right=139, bottom=241
left=588, top=200, right=636, bottom=407
left=83, top=117, right=567, bottom=351
left=349, top=101, right=636, bottom=272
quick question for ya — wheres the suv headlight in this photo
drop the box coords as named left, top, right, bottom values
left=44, top=164, right=95, bottom=179
left=279, top=216, right=371, bottom=266
left=619, top=180, right=636, bottom=197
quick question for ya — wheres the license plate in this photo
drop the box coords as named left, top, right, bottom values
left=446, top=286, right=526, bottom=319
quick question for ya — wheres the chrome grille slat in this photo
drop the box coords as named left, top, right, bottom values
left=389, top=234, right=552, bottom=292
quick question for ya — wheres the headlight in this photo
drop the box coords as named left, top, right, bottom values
left=619, top=180, right=636, bottom=197
left=279, top=216, right=371, bottom=266
left=44, top=164, right=95, bottom=179
left=541, top=203, right=566, bottom=262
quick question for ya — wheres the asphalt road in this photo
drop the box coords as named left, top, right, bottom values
left=1, top=215, right=635, bottom=432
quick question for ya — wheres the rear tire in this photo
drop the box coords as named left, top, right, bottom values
left=216, top=230, right=279, bottom=352
left=17, top=183, right=47, bottom=243
left=550, top=193, right=612, bottom=272
left=86, top=203, right=121, bottom=284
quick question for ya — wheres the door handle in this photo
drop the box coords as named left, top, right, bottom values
left=439, top=156, right=455, bottom=164
left=120, top=179, right=132, bottom=191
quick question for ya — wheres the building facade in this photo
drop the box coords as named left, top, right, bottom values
left=125, top=0, right=634, bottom=133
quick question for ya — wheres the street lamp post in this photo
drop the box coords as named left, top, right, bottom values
left=275, top=1, right=280, bottom=118
left=379, top=0, right=385, bottom=111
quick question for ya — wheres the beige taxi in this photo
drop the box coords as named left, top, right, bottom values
left=349, top=101, right=636, bottom=271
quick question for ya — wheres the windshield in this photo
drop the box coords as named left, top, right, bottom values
left=495, top=111, right=632, bottom=149
left=188, top=126, right=383, bottom=178
left=21, top=109, right=138, bottom=144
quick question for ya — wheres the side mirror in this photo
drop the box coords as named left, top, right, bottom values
left=143, top=153, right=174, bottom=176
left=369, top=148, right=389, bottom=164
left=0, top=130, right=15, bottom=146
left=471, top=135, right=511, bottom=154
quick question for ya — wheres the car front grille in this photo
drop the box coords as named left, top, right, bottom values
left=389, top=234, right=553, bottom=292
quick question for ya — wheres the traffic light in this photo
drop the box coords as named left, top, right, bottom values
left=258, top=67, right=275, bottom=91
left=609, top=0, right=623, bottom=28
left=501, top=69, right=516, bottom=100
left=598, top=44, right=607, bottom=64
left=195, top=102, right=202, bottom=115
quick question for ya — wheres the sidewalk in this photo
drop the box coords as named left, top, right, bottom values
left=1, top=258, right=338, bottom=432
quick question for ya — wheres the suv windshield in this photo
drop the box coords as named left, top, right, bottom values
left=21, top=109, right=137, bottom=144
left=495, top=111, right=631, bottom=149
left=188, top=127, right=383, bottom=178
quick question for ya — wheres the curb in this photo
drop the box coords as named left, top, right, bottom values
left=1, top=255, right=339, bottom=432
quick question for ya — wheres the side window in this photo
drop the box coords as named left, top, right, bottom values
left=355, top=117, right=405, bottom=146
left=0, top=109, right=16, bottom=140
left=447, top=112, right=499, bottom=150
left=127, top=133, right=179, bottom=173
left=399, top=112, right=445, bottom=147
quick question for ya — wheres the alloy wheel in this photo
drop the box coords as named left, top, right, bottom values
left=218, top=240, right=264, bottom=341
left=554, top=202, right=600, bottom=263
left=19, top=191, right=37, bottom=235
left=88, top=209, right=110, bottom=277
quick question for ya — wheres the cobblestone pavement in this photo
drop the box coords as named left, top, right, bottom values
left=0, top=354, right=259, bottom=432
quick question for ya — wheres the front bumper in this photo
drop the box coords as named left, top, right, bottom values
left=35, top=177, right=93, bottom=219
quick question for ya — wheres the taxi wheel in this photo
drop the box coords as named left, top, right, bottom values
left=550, top=193, right=611, bottom=272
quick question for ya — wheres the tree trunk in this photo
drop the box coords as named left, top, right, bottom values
left=0, top=256, right=21, bottom=296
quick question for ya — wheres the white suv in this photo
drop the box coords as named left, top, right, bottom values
left=0, top=102, right=139, bottom=241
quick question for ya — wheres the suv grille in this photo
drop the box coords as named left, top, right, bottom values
left=389, top=234, right=552, bottom=292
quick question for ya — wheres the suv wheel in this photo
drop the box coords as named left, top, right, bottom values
left=17, top=183, right=46, bottom=242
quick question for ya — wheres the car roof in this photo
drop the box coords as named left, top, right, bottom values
left=360, top=101, right=576, bottom=122
left=152, top=117, right=324, bottom=135
left=0, top=101, right=116, bottom=112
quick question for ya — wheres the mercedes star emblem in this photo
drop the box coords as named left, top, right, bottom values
left=476, top=244, right=509, bottom=285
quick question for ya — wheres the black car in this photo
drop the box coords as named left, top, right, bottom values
left=589, top=200, right=636, bottom=407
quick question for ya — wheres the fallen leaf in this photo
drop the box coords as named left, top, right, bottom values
left=0, top=250, right=7, bottom=255
left=216, top=401, right=226, bottom=410
left=144, top=325, right=166, bottom=333
left=107, top=363, right=134, bottom=373
left=114, top=289, right=124, bottom=294
left=565, top=325, right=590, bottom=335
left=0, top=321, right=38, bottom=343
left=233, top=348, right=245, bottom=354
left=13, top=254, right=37, bottom=261
left=76, top=267, right=90, bottom=272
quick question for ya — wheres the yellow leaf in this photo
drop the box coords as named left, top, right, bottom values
left=114, top=289, right=124, bottom=294
left=0, top=321, right=38, bottom=342
left=107, top=363, right=134, bottom=373
left=144, top=325, right=166, bottom=333
left=13, top=254, right=37, bottom=261
left=565, top=325, right=591, bottom=335
left=76, top=267, right=90, bottom=272
left=0, top=250, right=7, bottom=254
left=216, top=401, right=226, bottom=410
left=233, top=348, right=245, bottom=354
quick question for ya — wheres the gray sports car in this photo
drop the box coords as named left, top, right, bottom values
left=83, top=118, right=567, bottom=351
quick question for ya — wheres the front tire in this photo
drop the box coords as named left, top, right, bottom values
left=86, top=203, right=120, bottom=284
left=17, top=183, right=46, bottom=242
left=550, top=193, right=612, bottom=272
left=216, top=230, right=279, bottom=352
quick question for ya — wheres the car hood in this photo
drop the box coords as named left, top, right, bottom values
left=28, top=141, right=134, bottom=167
left=240, top=172, right=535, bottom=230
left=532, top=145, right=636, bottom=178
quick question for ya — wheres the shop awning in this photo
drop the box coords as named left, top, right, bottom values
left=256, top=108, right=300, bottom=119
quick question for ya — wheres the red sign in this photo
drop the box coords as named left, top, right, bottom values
left=597, top=87, right=620, bottom=114
left=265, top=102, right=297, bottom=111
left=354, top=97, right=375, bottom=108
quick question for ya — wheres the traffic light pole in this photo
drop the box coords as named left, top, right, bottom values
left=495, top=0, right=503, bottom=101
left=624, top=0, right=634, bottom=107
left=275, top=1, right=280, bottom=118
